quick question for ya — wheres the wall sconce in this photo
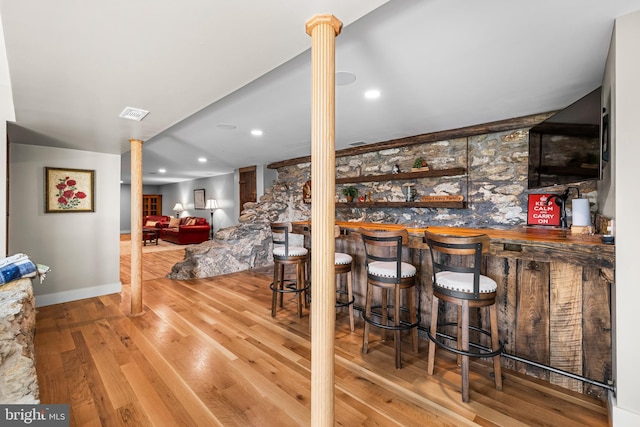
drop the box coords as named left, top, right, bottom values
left=205, top=199, right=218, bottom=239
left=172, top=203, right=184, bottom=218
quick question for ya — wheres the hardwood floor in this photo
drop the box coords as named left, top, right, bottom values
left=33, top=241, right=609, bottom=426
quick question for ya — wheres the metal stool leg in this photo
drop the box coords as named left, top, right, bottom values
left=347, top=269, right=355, bottom=332
left=461, top=300, right=470, bottom=403
left=394, top=284, right=402, bottom=369
left=362, top=283, right=373, bottom=353
left=271, top=262, right=280, bottom=317
left=490, top=304, right=503, bottom=391
left=427, top=295, right=439, bottom=375
left=409, top=286, right=418, bottom=353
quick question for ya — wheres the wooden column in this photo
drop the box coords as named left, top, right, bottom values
left=305, top=14, right=342, bottom=427
left=130, top=138, right=144, bottom=316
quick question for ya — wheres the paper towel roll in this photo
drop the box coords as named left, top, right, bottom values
left=572, top=198, right=591, bottom=226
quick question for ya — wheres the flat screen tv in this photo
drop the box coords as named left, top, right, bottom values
left=527, top=87, right=602, bottom=189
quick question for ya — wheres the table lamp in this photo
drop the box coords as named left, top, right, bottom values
left=172, top=203, right=184, bottom=218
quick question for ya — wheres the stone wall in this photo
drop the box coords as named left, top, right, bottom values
left=277, top=128, right=596, bottom=227
left=168, top=126, right=597, bottom=279
left=0, top=278, right=39, bottom=403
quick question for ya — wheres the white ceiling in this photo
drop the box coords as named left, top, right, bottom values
left=2, top=1, right=639, bottom=185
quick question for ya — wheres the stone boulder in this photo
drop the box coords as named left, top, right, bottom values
left=0, top=278, right=39, bottom=403
left=167, top=222, right=274, bottom=279
left=166, top=183, right=309, bottom=280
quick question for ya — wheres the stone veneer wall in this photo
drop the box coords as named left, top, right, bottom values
left=0, top=278, right=39, bottom=403
left=168, top=125, right=597, bottom=279
left=276, top=128, right=597, bottom=227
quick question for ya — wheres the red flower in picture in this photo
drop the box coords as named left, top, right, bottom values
left=55, top=175, right=87, bottom=210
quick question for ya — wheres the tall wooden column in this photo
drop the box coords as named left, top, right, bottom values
left=305, top=14, right=342, bottom=427
left=130, top=138, right=144, bottom=316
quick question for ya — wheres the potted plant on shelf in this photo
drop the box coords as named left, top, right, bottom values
left=412, top=157, right=429, bottom=172
left=341, top=186, right=358, bottom=202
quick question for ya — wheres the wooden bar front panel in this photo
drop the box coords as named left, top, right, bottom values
left=327, top=222, right=613, bottom=399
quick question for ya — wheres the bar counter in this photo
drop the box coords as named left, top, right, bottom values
left=294, top=221, right=614, bottom=399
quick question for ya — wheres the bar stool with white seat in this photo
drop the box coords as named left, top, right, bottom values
left=359, top=228, right=419, bottom=369
left=270, top=222, right=309, bottom=318
left=423, top=230, right=503, bottom=403
left=334, top=225, right=355, bottom=332
left=302, top=224, right=355, bottom=331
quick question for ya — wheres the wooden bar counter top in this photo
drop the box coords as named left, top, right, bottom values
left=294, top=221, right=614, bottom=399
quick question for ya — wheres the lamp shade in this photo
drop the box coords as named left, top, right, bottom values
left=172, top=203, right=184, bottom=211
left=205, top=199, right=218, bottom=210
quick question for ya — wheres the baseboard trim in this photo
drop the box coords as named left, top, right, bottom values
left=35, top=282, right=122, bottom=307
left=610, top=393, right=640, bottom=427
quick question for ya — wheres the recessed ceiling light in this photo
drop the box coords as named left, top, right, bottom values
left=364, top=89, right=381, bottom=100
left=158, top=168, right=166, bottom=173
left=216, top=123, right=237, bottom=130
left=251, top=129, right=263, bottom=136
left=119, top=106, right=149, bottom=121
left=336, top=71, right=356, bottom=86
left=198, top=157, right=207, bottom=163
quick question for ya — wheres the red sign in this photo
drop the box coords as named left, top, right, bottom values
left=527, top=194, right=560, bottom=226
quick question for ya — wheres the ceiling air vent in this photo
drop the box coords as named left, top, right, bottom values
left=119, top=107, right=149, bottom=121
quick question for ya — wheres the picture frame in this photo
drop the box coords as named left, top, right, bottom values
left=45, top=167, right=95, bottom=213
left=601, top=109, right=610, bottom=163
left=194, top=188, right=206, bottom=210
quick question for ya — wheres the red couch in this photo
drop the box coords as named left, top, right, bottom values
left=160, top=216, right=210, bottom=245
left=143, top=215, right=170, bottom=229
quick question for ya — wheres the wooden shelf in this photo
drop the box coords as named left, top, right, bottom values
left=336, top=201, right=466, bottom=209
left=335, top=167, right=466, bottom=184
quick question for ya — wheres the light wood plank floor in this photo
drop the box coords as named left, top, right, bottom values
left=33, top=238, right=608, bottom=426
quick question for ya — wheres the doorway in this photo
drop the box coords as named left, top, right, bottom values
left=239, top=166, right=257, bottom=209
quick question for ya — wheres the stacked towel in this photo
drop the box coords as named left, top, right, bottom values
left=0, top=253, right=50, bottom=285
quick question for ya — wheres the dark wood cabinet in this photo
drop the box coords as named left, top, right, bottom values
left=142, top=194, right=162, bottom=217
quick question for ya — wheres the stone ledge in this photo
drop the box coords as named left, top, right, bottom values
left=0, top=277, right=39, bottom=403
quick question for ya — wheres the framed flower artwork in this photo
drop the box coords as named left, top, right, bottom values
left=45, top=167, right=95, bottom=213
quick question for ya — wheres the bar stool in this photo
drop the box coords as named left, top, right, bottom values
left=359, top=228, right=419, bottom=369
left=334, top=225, right=355, bottom=332
left=423, top=230, right=503, bottom=403
left=302, top=224, right=356, bottom=332
left=270, top=222, right=309, bottom=318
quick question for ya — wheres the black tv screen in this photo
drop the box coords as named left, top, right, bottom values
left=527, top=87, right=602, bottom=189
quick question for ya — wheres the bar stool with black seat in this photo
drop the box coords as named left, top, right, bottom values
left=270, top=222, right=309, bottom=318
left=360, top=228, right=419, bottom=369
left=424, top=230, right=503, bottom=403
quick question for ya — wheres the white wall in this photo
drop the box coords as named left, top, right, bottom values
left=257, top=164, right=277, bottom=201
left=9, top=144, right=121, bottom=307
left=609, top=10, right=640, bottom=426
left=0, top=18, right=16, bottom=254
